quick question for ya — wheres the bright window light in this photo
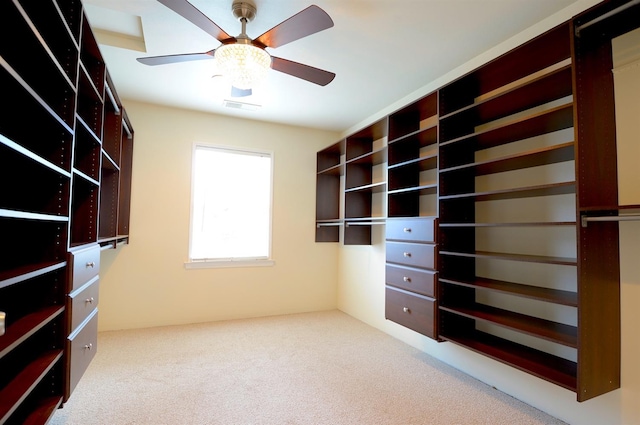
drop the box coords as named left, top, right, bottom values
left=188, top=144, right=273, bottom=265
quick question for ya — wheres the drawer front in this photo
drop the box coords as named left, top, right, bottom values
left=386, top=264, right=436, bottom=298
left=68, top=276, right=99, bottom=333
left=385, top=287, right=437, bottom=339
left=69, top=244, right=100, bottom=292
left=66, top=309, right=98, bottom=400
left=386, top=241, right=437, bottom=269
left=386, top=218, right=436, bottom=242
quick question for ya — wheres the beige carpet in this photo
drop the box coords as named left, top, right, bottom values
left=51, top=310, right=565, bottom=425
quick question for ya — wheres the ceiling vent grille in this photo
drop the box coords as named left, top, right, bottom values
left=222, top=99, right=261, bottom=111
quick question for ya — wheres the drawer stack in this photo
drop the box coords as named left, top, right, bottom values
left=65, top=244, right=100, bottom=400
left=385, top=218, right=438, bottom=339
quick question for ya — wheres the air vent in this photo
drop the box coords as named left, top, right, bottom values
left=222, top=100, right=261, bottom=111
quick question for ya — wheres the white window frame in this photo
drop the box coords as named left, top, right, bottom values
left=185, top=143, right=275, bottom=269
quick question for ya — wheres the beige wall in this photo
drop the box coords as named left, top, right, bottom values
left=338, top=2, right=639, bottom=425
left=98, top=101, right=340, bottom=331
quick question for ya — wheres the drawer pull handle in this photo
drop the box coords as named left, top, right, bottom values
left=403, top=228, right=412, bottom=233
left=403, top=307, right=410, bottom=313
left=403, top=252, right=411, bottom=258
left=86, top=262, right=95, bottom=268
left=84, top=343, right=93, bottom=351
left=85, top=297, right=95, bottom=304
left=403, top=276, right=411, bottom=282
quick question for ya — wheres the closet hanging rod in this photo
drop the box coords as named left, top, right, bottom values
left=581, top=214, right=640, bottom=227
left=346, top=221, right=385, bottom=227
left=105, top=84, right=121, bottom=115
left=316, top=222, right=343, bottom=228
left=575, top=0, right=640, bottom=36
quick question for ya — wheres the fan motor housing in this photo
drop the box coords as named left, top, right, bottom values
left=232, top=1, right=257, bottom=22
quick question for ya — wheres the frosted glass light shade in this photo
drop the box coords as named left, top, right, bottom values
left=214, top=43, right=271, bottom=90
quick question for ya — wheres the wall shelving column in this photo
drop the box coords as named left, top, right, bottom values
left=0, top=0, right=135, bottom=421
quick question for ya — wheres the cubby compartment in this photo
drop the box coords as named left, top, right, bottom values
left=0, top=65, right=74, bottom=172
left=79, top=14, right=105, bottom=96
left=76, top=69, right=103, bottom=140
left=98, top=153, right=120, bottom=241
left=0, top=217, right=67, bottom=285
left=438, top=23, right=572, bottom=117
left=0, top=143, right=70, bottom=218
left=55, top=0, right=83, bottom=45
left=69, top=173, right=99, bottom=247
left=73, top=118, right=101, bottom=181
left=0, top=0, right=76, bottom=127
left=16, top=0, right=79, bottom=82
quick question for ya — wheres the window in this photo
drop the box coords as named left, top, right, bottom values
left=186, top=144, right=274, bottom=268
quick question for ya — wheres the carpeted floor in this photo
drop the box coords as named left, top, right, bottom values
left=51, top=310, right=565, bottom=424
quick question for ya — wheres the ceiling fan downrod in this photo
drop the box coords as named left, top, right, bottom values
left=232, top=1, right=256, bottom=41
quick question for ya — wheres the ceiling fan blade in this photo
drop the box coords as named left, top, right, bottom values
left=255, top=5, right=334, bottom=48
left=137, top=50, right=215, bottom=66
left=271, top=56, right=335, bottom=86
left=231, top=86, right=252, bottom=97
left=157, top=0, right=235, bottom=43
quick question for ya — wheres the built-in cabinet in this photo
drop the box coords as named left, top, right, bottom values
left=315, top=0, right=639, bottom=402
left=0, top=0, right=134, bottom=422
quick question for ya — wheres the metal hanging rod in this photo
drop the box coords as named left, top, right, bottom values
left=581, top=214, right=640, bottom=227
left=346, top=221, right=386, bottom=227
left=575, top=0, right=640, bottom=37
left=316, top=222, right=343, bottom=228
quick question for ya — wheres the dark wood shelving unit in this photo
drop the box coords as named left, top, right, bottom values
left=315, top=141, right=344, bottom=242
left=343, top=118, right=388, bottom=245
left=0, top=0, right=134, bottom=421
left=313, top=0, right=634, bottom=402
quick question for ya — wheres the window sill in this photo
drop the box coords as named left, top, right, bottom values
left=184, top=259, right=276, bottom=269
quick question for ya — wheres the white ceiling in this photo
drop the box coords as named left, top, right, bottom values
left=83, top=0, right=579, bottom=132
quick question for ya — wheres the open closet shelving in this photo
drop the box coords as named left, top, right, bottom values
left=314, top=0, right=639, bottom=401
left=0, top=0, right=134, bottom=422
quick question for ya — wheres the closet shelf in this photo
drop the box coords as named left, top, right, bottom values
left=387, top=183, right=437, bottom=196
left=439, top=181, right=576, bottom=202
left=439, top=303, right=578, bottom=347
left=0, top=306, right=64, bottom=359
left=439, top=102, right=574, bottom=150
left=439, top=250, right=577, bottom=266
left=439, top=142, right=574, bottom=176
left=21, top=396, right=63, bottom=425
left=439, top=329, right=577, bottom=391
left=439, top=64, right=573, bottom=124
left=440, top=277, right=578, bottom=306
left=388, top=124, right=438, bottom=147
left=388, top=153, right=438, bottom=171
left=0, top=350, right=63, bottom=424
left=345, top=181, right=387, bottom=194
left=0, top=261, right=66, bottom=291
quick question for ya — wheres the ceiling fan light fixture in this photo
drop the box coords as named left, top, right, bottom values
left=215, top=43, right=271, bottom=90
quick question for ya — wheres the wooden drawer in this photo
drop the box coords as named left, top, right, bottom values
left=65, top=308, right=98, bottom=401
left=386, top=218, right=436, bottom=242
left=69, top=244, right=100, bottom=292
left=386, top=264, right=436, bottom=297
left=386, top=241, right=437, bottom=269
left=385, top=286, right=437, bottom=339
left=68, top=276, right=99, bottom=333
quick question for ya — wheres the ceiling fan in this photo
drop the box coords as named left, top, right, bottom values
left=137, top=0, right=336, bottom=97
